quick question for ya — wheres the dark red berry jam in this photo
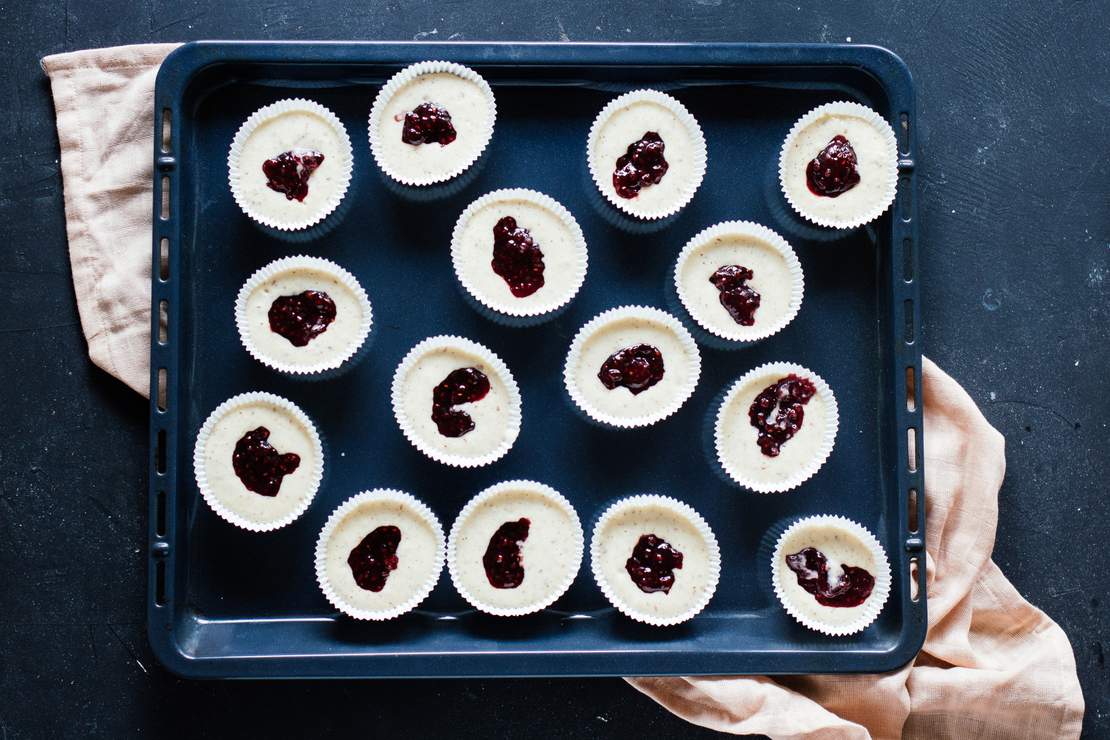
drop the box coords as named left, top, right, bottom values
left=805, top=135, right=860, bottom=197
left=748, top=374, right=817, bottom=457
left=400, top=102, right=457, bottom=145
left=785, top=546, right=874, bottom=607
left=231, top=426, right=300, bottom=497
left=431, top=367, right=491, bottom=437
left=598, top=344, right=665, bottom=395
left=482, top=518, right=531, bottom=589
left=613, top=131, right=669, bottom=199
left=262, top=149, right=325, bottom=202
left=625, top=534, right=684, bottom=594
left=709, top=265, right=761, bottom=326
left=347, top=525, right=402, bottom=592
left=491, top=216, right=545, bottom=298
left=267, top=290, right=337, bottom=347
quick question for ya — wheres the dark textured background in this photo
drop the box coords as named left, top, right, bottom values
left=1, top=1, right=1107, bottom=737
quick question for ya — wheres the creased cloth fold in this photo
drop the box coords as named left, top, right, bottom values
left=628, top=359, right=1084, bottom=738
left=43, top=44, right=1084, bottom=738
left=43, top=43, right=180, bottom=396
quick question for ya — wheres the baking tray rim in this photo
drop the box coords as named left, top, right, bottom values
left=147, top=40, right=926, bottom=679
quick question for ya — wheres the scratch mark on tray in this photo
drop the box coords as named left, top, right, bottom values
left=555, top=16, right=570, bottom=42
left=151, top=11, right=206, bottom=35
left=85, top=494, right=139, bottom=545
left=993, top=399, right=1075, bottom=428
left=107, top=624, right=149, bottom=675
left=87, top=623, right=98, bottom=661
left=413, top=28, right=438, bottom=41
left=924, top=0, right=950, bottom=27
left=0, top=322, right=79, bottom=335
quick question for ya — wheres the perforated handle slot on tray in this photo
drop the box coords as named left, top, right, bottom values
left=896, top=112, right=927, bottom=610
left=150, top=104, right=176, bottom=611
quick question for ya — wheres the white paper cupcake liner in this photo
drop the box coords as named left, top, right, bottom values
left=192, top=391, right=324, bottom=532
left=586, top=89, right=707, bottom=220
left=390, top=335, right=522, bottom=468
left=563, top=305, right=702, bottom=429
left=227, top=98, right=354, bottom=232
left=778, top=101, right=899, bottom=230
left=770, top=514, right=892, bottom=636
left=314, top=489, right=446, bottom=621
left=450, top=188, right=589, bottom=319
left=234, top=255, right=373, bottom=376
left=590, top=494, right=721, bottom=626
left=673, top=220, right=805, bottom=344
left=713, top=361, right=839, bottom=493
left=368, top=60, right=497, bottom=186
left=447, top=480, right=584, bottom=617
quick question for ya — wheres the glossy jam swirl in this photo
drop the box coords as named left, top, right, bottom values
left=625, top=534, right=684, bottom=594
left=709, top=265, right=761, bottom=326
left=347, top=525, right=401, bottom=592
left=401, top=102, right=457, bottom=145
left=785, top=546, right=875, bottom=607
left=431, top=367, right=491, bottom=437
left=598, top=344, right=665, bottom=395
left=482, top=518, right=531, bottom=589
left=748, top=374, right=817, bottom=457
left=262, top=149, right=324, bottom=202
left=231, top=426, right=300, bottom=497
left=613, top=131, right=669, bottom=199
left=491, top=216, right=545, bottom=298
left=806, top=135, right=860, bottom=197
left=267, top=290, right=337, bottom=347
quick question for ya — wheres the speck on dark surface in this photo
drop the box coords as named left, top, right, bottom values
left=0, top=1, right=1107, bottom=738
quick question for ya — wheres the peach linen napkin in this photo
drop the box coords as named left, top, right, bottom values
left=43, top=44, right=1085, bottom=739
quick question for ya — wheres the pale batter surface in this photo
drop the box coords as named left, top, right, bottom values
left=678, top=232, right=798, bottom=340
left=570, top=315, right=696, bottom=423
left=325, top=498, right=441, bottom=614
left=398, top=344, right=517, bottom=460
left=781, top=110, right=895, bottom=225
left=775, top=521, right=881, bottom=629
left=236, top=109, right=349, bottom=226
left=590, top=99, right=701, bottom=218
left=594, top=502, right=714, bottom=621
left=454, top=197, right=585, bottom=314
left=374, top=73, right=493, bottom=183
left=200, top=399, right=318, bottom=526
left=452, top=486, right=582, bottom=611
left=717, top=370, right=829, bottom=486
left=243, top=266, right=366, bottom=369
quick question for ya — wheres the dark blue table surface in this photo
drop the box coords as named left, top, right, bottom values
left=1, top=1, right=1107, bottom=737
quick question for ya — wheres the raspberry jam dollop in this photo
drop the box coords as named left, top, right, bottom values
left=491, top=216, right=545, bottom=298
left=267, top=290, right=337, bottom=347
left=598, top=344, right=665, bottom=395
left=748, top=374, right=817, bottom=457
left=347, top=525, right=402, bottom=592
left=232, top=426, right=300, bottom=497
left=400, top=102, right=457, bottom=145
left=482, top=518, right=531, bottom=589
left=625, top=534, right=684, bottom=594
left=785, top=546, right=875, bottom=607
left=262, top=149, right=325, bottom=202
left=431, top=367, right=491, bottom=437
left=709, top=265, right=761, bottom=326
left=613, top=131, right=669, bottom=199
left=805, top=135, right=860, bottom=197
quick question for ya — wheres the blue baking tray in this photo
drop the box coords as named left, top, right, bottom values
left=148, top=41, right=925, bottom=678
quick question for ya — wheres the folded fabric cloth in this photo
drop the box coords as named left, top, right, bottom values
left=42, top=44, right=1085, bottom=738
left=628, top=358, right=1084, bottom=739
left=43, top=43, right=180, bottom=396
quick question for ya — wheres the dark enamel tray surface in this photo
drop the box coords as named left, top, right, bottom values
left=149, top=41, right=925, bottom=678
